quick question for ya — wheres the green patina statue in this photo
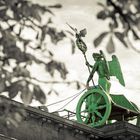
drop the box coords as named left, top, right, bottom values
left=67, top=24, right=140, bottom=127
left=76, top=49, right=140, bottom=127
left=86, top=51, right=111, bottom=93
left=86, top=50, right=125, bottom=93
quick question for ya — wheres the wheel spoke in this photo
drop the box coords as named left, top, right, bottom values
left=95, top=110, right=103, bottom=119
left=81, top=112, right=89, bottom=118
left=96, top=96, right=102, bottom=104
left=89, top=94, right=95, bottom=103
left=97, top=104, right=107, bottom=109
left=88, top=94, right=93, bottom=103
left=83, top=99, right=87, bottom=103
left=91, top=116, right=95, bottom=123
left=80, top=109, right=88, bottom=113
left=84, top=114, right=90, bottom=123
left=81, top=115, right=87, bottom=118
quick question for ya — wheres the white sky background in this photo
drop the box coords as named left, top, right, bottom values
left=28, top=0, right=140, bottom=113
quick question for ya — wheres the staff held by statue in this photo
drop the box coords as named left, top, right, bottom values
left=67, top=23, right=95, bottom=86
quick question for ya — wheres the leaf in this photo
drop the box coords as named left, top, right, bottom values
left=97, top=2, right=106, bottom=8
left=97, top=10, right=108, bottom=20
left=48, top=50, right=54, bottom=57
left=20, top=2, right=31, bottom=18
left=23, top=39, right=31, bottom=46
left=13, top=11, right=21, bottom=21
left=0, top=79, right=6, bottom=93
left=136, top=17, right=140, bottom=30
left=58, top=31, right=66, bottom=39
left=18, top=27, right=22, bottom=36
left=36, top=32, right=39, bottom=39
left=65, top=30, right=74, bottom=36
left=106, top=36, right=115, bottom=53
left=114, top=32, right=128, bottom=48
left=46, top=61, right=55, bottom=77
left=80, top=28, right=87, bottom=37
left=5, top=0, right=18, bottom=7
left=13, top=66, right=30, bottom=77
left=48, top=4, right=62, bottom=9
left=40, top=25, right=47, bottom=42
left=132, top=30, right=139, bottom=40
left=33, top=85, right=46, bottom=104
left=1, top=31, right=16, bottom=47
left=94, top=32, right=108, bottom=47
left=45, top=8, right=54, bottom=15
left=47, top=90, right=53, bottom=95
left=20, top=86, right=33, bottom=105
left=56, top=62, right=68, bottom=79
left=53, top=89, right=59, bottom=96
left=0, top=8, right=8, bottom=17
left=6, top=80, right=25, bottom=98
left=47, top=27, right=66, bottom=44
left=31, top=4, right=47, bottom=14
left=110, top=16, right=118, bottom=29
left=71, top=39, right=76, bottom=54
left=14, top=112, right=23, bottom=123
left=17, top=108, right=26, bottom=117
left=47, top=18, right=52, bottom=24
left=3, top=45, right=23, bottom=62
left=47, top=89, right=59, bottom=96
left=2, top=70, right=12, bottom=81
left=7, top=83, right=20, bottom=99
left=46, top=60, right=68, bottom=79
left=6, top=117, right=19, bottom=128
left=76, top=82, right=81, bottom=90
left=32, top=11, right=41, bottom=21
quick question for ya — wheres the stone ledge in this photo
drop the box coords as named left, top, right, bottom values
left=0, top=96, right=140, bottom=140
left=0, top=134, right=17, bottom=140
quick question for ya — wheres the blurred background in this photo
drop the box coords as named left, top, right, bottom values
left=0, top=0, right=140, bottom=124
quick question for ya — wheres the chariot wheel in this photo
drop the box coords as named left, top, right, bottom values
left=76, top=88, right=112, bottom=127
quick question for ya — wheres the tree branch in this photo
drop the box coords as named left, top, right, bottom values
left=107, top=0, right=134, bottom=30
left=31, top=77, right=85, bottom=86
left=126, top=37, right=140, bottom=53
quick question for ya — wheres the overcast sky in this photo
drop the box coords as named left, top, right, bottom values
left=29, top=0, right=140, bottom=113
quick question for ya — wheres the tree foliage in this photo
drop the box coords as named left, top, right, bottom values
left=0, top=0, right=82, bottom=127
left=94, top=0, right=140, bottom=53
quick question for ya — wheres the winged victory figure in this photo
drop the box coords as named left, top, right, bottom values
left=86, top=50, right=125, bottom=93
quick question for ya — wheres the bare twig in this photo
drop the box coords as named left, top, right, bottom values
left=31, top=77, right=85, bottom=86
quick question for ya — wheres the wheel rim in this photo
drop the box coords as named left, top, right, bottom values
left=76, top=88, right=111, bottom=127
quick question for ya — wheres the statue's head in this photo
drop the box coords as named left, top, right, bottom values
left=92, top=53, right=102, bottom=61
